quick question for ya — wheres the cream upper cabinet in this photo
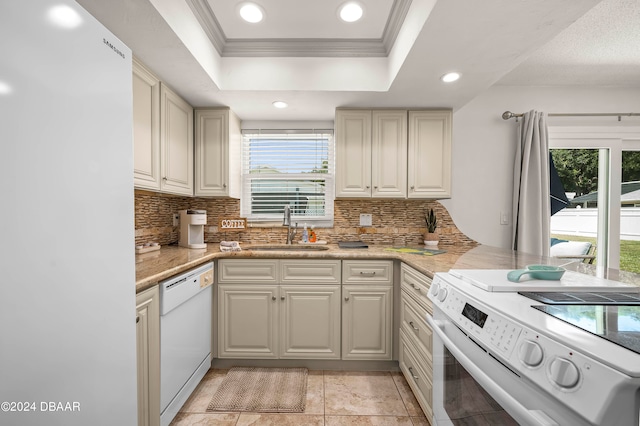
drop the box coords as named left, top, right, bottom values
left=372, top=110, right=407, bottom=198
left=336, top=108, right=451, bottom=199
left=194, top=108, right=241, bottom=198
left=335, top=109, right=407, bottom=198
left=335, top=110, right=372, bottom=197
left=159, top=83, right=193, bottom=196
left=132, top=58, right=160, bottom=191
left=407, top=110, right=452, bottom=199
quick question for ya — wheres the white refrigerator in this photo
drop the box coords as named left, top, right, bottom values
left=0, top=1, right=137, bottom=425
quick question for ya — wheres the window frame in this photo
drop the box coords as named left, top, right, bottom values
left=549, top=125, right=640, bottom=272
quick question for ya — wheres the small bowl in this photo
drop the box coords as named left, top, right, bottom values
left=507, top=265, right=566, bottom=282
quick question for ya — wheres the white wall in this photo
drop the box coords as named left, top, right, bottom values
left=443, top=85, right=640, bottom=249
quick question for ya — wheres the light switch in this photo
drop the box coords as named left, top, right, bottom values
left=360, top=213, right=372, bottom=227
left=500, top=211, right=509, bottom=225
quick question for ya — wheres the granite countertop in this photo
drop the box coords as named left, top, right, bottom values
left=135, top=243, right=640, bottom=293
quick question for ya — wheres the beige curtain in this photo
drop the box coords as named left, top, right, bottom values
left=512, top=110, right=550, bottom=256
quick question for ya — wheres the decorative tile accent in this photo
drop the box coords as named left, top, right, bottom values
left=134, top=190, right=477, bottom=247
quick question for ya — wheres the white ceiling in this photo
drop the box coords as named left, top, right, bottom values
left=76, top=0, right=639, bottom=122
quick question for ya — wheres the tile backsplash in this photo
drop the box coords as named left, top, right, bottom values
left=134, top=190, right=477, bottom=247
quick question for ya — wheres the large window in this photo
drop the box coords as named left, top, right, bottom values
left=240, top=130, right=335, bottom=226
left=549, top=125, right=640, bottom=273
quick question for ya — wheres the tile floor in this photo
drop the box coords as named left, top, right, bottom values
left=171, top=369, right=430, bottom=426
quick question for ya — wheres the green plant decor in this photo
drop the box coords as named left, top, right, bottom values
left=425, top=209, right=438, bottom=233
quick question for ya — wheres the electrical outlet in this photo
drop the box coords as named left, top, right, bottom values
left=359, top=213, right=372, bottom=227
left=173, top=213, right=179, bottom=226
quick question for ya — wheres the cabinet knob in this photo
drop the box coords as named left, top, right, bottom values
left=272, top=296, right=277, bottom=301
left=281, top=296, right=285, bottom=301
left=374, top=186, right=378, bottom=189
left=366, top=185, right=370, bottom=189
left=136, top=316, right=140, bottom=324
left=410, top=186, right=415, bottom=190
left=223, top=183, right=227, bottom=188
left=344, top=296, right=350, bottom=302
left=162, top=177, right=167, bottom=181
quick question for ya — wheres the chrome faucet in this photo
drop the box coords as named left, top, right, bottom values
left=283, top=205, right=298, bottom=245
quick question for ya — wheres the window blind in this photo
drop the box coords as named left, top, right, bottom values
left=241, top=130, right=335, bottom=225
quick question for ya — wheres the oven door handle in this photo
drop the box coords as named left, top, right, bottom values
left=426, top=314, right=559, bottom=426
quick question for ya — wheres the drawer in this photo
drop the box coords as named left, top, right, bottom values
left=400, top=263, right=432, bottom=312
left=280, top=260, right=341, bottom=284
left=218, top=259, right=278, bottom=284
left=342, top=260, right=393, bottom=285
left=400, top=290, right=433, bottom=364
left=399, top=329, right=433, bottom=419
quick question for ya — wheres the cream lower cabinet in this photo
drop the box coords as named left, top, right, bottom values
left=341, top=260, right=393, bottom=360
left=398, top=263, right=434, bottom=419
left=217, top=284, right=279, bottom=358
left=136, top=286, right=160, bottom=426
left=217, top=259, right=341, bottom=359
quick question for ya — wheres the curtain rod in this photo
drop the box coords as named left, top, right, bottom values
left=502, top=111, right=640, bottom=121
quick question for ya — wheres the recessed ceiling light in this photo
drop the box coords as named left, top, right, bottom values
left=339, top=2, right=364, bottom=23
left=272, top=101, right=288, bottom=109
left=47, top=5, right=83, bottom=29
left=441, top=72, right=461, bottom=83
left=239, top=3, right=264, bottom=23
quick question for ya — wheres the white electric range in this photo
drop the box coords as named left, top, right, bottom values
left=426, top=269, right=640, bottom=426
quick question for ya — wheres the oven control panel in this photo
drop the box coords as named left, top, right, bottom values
left=430, top=279, right=522, bottom=359
left=429, top=273, right=638, bottom=425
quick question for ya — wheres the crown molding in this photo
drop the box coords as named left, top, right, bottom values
left=185, top=0, right=411, bottom=58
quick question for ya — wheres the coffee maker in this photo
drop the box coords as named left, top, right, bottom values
left=178, top=209, right=207, bottom=249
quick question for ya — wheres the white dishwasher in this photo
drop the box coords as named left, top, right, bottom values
left=159, top=262, right=213, bottom=426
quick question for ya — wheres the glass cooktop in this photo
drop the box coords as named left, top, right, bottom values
left=532, top=304, right=640, bottom=354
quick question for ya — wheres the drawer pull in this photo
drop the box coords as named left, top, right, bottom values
left=408, top=367, right=419, bottom=381
left=136, top=316, right=140, bottom=324
left=360, top=271, right=376, bottom=276
left=409, top=321, right=419, bottom=332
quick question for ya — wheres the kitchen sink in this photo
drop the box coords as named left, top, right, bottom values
left=247, top=244, right=329, bottom=251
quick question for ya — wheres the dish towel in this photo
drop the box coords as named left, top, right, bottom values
left=220, top=241, right=241, bottom=252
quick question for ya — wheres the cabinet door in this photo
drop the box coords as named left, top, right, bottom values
left=335, top=110, right=372, bottom=197
left=136, top=286, right=160, bottom=426
left=342, top=285, right=393, bottom=360
left=132, top=59, right=160, bottom=191
left=280, top=286, right=341, bottom=359
left=407, top=110, right=452, bottom=198
left=218, top=285, right=278, bottom=359
left=160, top=83, right=193, bottom=196
left=194, top=109, right=241, bottom=197
left=372, top=110, right=407, bottom=198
